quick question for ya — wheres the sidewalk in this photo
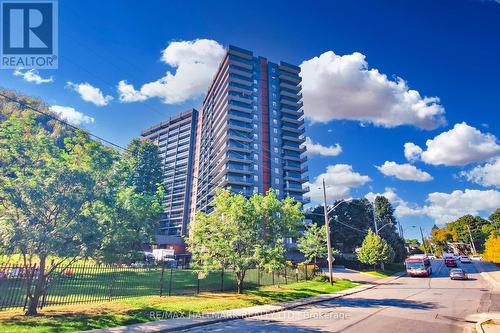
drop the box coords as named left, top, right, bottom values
left=474, top=261, right=500, bottom=290
left=83, top=274, right=403, bottom=333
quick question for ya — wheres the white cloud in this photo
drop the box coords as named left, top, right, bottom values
left=461, top=157, right=500, bottom=188
left=404, top=142, right=423, bottom=163
left=117, top=80, right=148, bottom=102
left=365, top=187, right=401, bottom=203
left=66, top=82, right=113, bottom=106
left=300, top=51, right=446, bottom=129
left=305, top=137, right=342, bottom=157
left=307, top=164, right=371, bottom=203
left=118, top=39, right=225, bottom=104
left=395, top=189, right=500, bottom=225
left=376, top=161, right=433, bottom=182
left=13, top=68, right=53, bottom=84
left=49, top=105, right=94, bottom=125
left=406, top=122, right=500, bottom=166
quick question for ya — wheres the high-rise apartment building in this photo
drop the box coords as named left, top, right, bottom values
left=141, top=109, right=198, bottom=249
left=191, top=45, right=309, bottom=216
left=142, top=46, right=308, bottom=252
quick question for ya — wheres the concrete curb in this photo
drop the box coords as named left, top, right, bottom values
left=84, top=275, right=403, bottom=333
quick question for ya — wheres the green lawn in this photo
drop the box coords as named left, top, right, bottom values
left=360, top=263, right=405, bottom=278
left=0, top=280, right=357, bottom=333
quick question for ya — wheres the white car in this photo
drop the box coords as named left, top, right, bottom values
left=471, top=255, right=482, bottom=261
left=460, top=256, right=472, bottom=263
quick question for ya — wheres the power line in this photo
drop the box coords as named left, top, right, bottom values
left=0, top=92, right=127, bottom=151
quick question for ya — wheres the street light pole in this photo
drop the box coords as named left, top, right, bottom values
left=322, top=179, right=334, bottom=286
left=467, top=225, right=477, bottom=255
left=419, top=226, right=428, bottom=256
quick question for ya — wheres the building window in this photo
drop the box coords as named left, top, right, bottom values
left=253, top=79, right=257, bottom=84
left=254, top=164, right=258, bottom=171
left=254, top=154, right=258, bottom=160
left=274, top=147, right=278, bottom=153
left=253, top=124, right=258, bottom=129
left=275, top=157, right=279, bottom=163
left=274, top=138, right=278, bottom=143
left=275, top=167, right=279, bottom=174
left=253, top=133, right=258, bottom=140
left=254, top=186, right=259, bottom=192
left=273, top=119, right=278, bottom=125
left=272, top=102, right=277, bottom=107
left=273, top=128, right=278, bottom=134
left=253, top=143, right=258, bottom=149
left=276, top=189, right=280, bottom=195
left=254, top=175, right=258, bottom=181
left=275, top=179, right=280, bottom=185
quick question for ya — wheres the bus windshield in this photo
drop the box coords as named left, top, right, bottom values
left=406, top=261, right=425, bottom=269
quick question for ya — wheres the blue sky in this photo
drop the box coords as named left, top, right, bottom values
left=1, top=0, right=500, bottom=240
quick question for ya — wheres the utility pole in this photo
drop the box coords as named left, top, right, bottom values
left=322, top=179, right=334, bottom=286
left=419, top=227, right=428, bottom=256
left=372, top=202, right=385, bottom=271
left=467, top=225, right=477, bottom=255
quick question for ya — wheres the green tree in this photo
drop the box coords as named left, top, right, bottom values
left=298, top=223, right=327, bottom=265
left=357, top=229, right=395, bottom=269
left=489, top=209, right=500, bottom=231
left=374, top=196, right=407, bottom=262
left=95, top=139, right=165, bottom=264
left=0, top=115, right=115, bottom=315
left=309, top=199, right=373, bottom=253
left=447, top=215, right=491, bottom=253
left=187, top=189, right=302, bottom=293
left=0, top=109, right=165, bottom=315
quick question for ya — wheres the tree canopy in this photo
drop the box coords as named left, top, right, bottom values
left=357, top=229, right=395, bottom=268
left=187, top=189, right=302, bottom=293
left=0, top=91, right=165, bottom=314
left=297, top=223, right=328, bottom=264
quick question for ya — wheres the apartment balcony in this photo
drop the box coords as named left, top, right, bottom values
left=279, top=72, right=301, bottom=84
left=281, top=124, right=305, bottom=134
left=228, top=94, right=252, bottom=106
left=282, top=135, right=306, bottom=143
left=281, top=105, right=304, bottom=116
left=282, top=143, right=306, bottom=153
left=280, top=90, right=302, bottom=100
left=284, top=174, right=308, bottom=183
left=302, top=196, right=311, bottom=204
left=279, top=63, right=300, bottom=74
left=279, top=81, right=301, bottom=91
left=284, top=184, right=309, bottom=193
left=280, top=99, right=303, bottom=109
left=281, top=114, right=304, bottom=126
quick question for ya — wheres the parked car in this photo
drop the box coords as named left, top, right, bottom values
left=427, top=255, right=436, bottom=260
left=445, top=257, right=457, bottom=267
left=449, top=268, right=468, bottom=280
left=471, top=255, right=482, bottom=261
left=460, top=256, right=472, bottom=263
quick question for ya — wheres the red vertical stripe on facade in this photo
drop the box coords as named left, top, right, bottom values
left=260, top=58, right=271, bottom=193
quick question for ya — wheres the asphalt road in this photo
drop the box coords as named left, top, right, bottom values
left=178, top=259, right=498, bottom=333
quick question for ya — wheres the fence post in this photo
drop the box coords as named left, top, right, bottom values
left=108, top=267, right=116, bottom=301
left=257, top=267, right=261, bottom=286
left=220, top=269, right=224, bottom=292
left=284, top=267, right=287, bottom=285
left=159, top=264, right=165, bottom=297
left=168, top=268, right=173, bottom=296
left=196, top=273, right=200, bottom=294
left=305, top=265, right=308, bottom=281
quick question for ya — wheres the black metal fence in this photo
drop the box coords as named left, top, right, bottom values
left=0, top=263, right=317, bottom=311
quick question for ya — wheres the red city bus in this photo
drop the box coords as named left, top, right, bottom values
left=405, top=255, right=432, bottom=277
